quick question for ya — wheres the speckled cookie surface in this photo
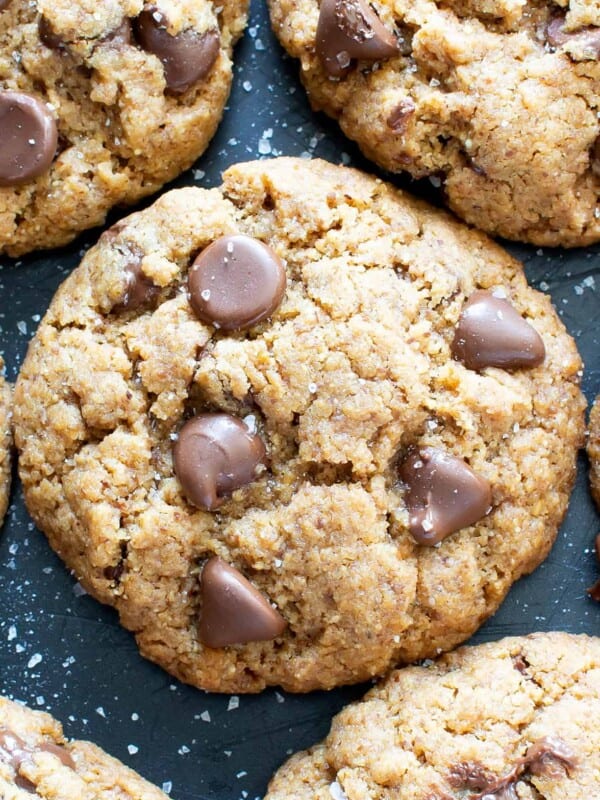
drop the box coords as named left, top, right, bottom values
left=269, top=0, right=600, bottom=247
left=0, top=696, right=168, bottom=798
left=14, top=157, right=585, bottom=693
left=0, top=361, right=12, bottom=526
left=589, top=395, right=600, bottom=507
left=265, top=632, right=600, bottom=800
left=0, top=0, right=248, bottom=257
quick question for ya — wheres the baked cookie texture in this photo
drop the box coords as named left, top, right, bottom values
left=0, top=0, right=248, bottom=257
left=0, top=696, right=168, bottom=798
left=14, top=157, right=585, bottom=693
left=589, top=395, right=600, bottom=507
left=268, top=0, right=600, bottom=247
left=0, top=360, right=12, bottom=526
left=265, top=633, right=600, bottom=800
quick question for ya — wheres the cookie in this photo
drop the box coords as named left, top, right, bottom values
left=265, top=632, right=600, bottom=800
left=0, top=695, right=168, bottom=797
left=14, top=157, right=585, bottom=693
left=0, top=0, right=248, bottom=257
left=268, top=0, right=600, bottom=247
left=0, top=360, right=12, bottom=526
left=589, top=395, right=600, bottom=508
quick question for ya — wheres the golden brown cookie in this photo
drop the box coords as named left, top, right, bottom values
left=0, top=0, right=248, bottom=257
left=0, top=360, right=12, bottom=526
left=0, top=696, right=168, bottom=798
left=589, top=395, right=600, bottom=507
left=14, top=157, right=585, bottom=693
left=265, top=632, right=600, bottom=800
left=268, top=0, right=600, bottom=247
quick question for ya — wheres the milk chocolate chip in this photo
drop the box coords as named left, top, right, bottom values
left=174, top=413, right=267, bottom=510
left=399, top=447, right=492, bottom=545
left=199, top=557, right=286, bottom=648
left=118, top=255, right=159, bottom=311
left=0, top=92, right=58, bottom=186
left=134, top=5, right=220, bottom=93
left=547, top=15, right=600, bottom=59
left=0, top=728, right=75, bottom=792
left=452, top=290, right=545, bottom=371
left=316, top=0, right=399, bottom=78
left=188, top=234, right=287, bottom=331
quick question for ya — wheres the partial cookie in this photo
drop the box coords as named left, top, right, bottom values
left=0, top=696, right=168, bottom=797
left=269, top=0, right=600, bottom=246
left=14, top=157, right=585, bottom=693
left=0, top=0, right=248, bottom=256
left=589, top=395, right=600, bottom=507
left=0, top=360, right=12, bottom=526
left=265, top=632, right=600, bottom=800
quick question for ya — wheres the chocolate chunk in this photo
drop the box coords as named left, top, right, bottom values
left=451, top=290, right=545, bottom=371
left=387, top=98, right=416, bottom=133
left=39, top=16, right=65, bottom=49
left=399, top=447, right=492, bottom=545
left=188, top=234, right=287, bottom=331
left=199, top=557, right=286, bottom=648
left=316, top=0, right=399, bottom=78
left=173, top=413, right=267, bottom=510
left=134, top=6, right=220, bottom=93
left=0, top=91, right=58, bottom=186
left=117, top=254, right=159, bottom=311
left=524, top=737, right=576, bottom=778
left=0, top=728, right=74, bottom=791
left=546, top=15, right=600, bottom=58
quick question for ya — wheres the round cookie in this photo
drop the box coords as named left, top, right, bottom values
left=0, top=696, right=168, bottom=797
left=14, top=157, right=585, bottom=693
left=265, top=632, right=600, bottom=800
left=0, top=0, right=248, bottom=257
left=589, top=395, right=600, bottom=507
left=0, top=360, right=12, bottom=526
left=268, top=0, right=600, bottom=247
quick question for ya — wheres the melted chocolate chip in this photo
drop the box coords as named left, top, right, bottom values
left=0, top=727, right=75, bottom=792
left=547, top=15, right=600, bottom=58
left=134, top=6, right=220, bottom=93
left=174, top=413, right=267, bottom=511
left=448, top=762, right=493, bottom=791
left=188, top=234, right=287, bottom=331
left=0, top=91, right=58, bottom=186
left=451, top=290, right=545, bottom=371
left=399, top=447, right=492, bottom=545
left=39, top=16, right=65, bottom=49
left=199, top=557, right=286, bottom=648
left=316, top=0, right=399, bottom=78
left=117, top=255, right=159, bottom=311
left=525, top=737, right=576, bottom=778
left=387, top=97, right=415, bottom=133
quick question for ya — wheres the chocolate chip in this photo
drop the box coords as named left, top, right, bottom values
left=451, top=290, right=545, bottom=371
left=188, top=234, right=287, bottom=331
left=0, top=92, right=58, bottom=186
left=386, top=97, right=415, bottom=133
left=399, top=447, right=492, bottom=545
left=524, top=737, right=576, bottom=778
left=39, top=16, right=65, bottom=49
left=134, top=5, right=220, bottom=93
left=316, top=0, right=399, bottom=78
left=174, top=413, right=267, bottom=511
left=199, top=557, right=286, bottom=648
left=0, top=728, right=74, bottom=791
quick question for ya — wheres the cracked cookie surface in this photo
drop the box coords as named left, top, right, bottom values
left=265, top=632, right=600, bottom=800
left=14, top=157, right=585, bottom=693
left=0, top=0, right=248, bottom=257
left=269, top=0, right=600, bottom=247
left=0, top=696, right=168, bottom=798
left=0, top=360, right=12, bottom=527
left=589, top=395, right=600, bottom=507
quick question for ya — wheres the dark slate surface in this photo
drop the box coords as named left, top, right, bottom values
left=0, top=1, right=599, bottom=798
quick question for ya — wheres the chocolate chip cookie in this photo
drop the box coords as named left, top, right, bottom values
left=0, top=0, right=248, bottom=257
left=269, top=0, right=600, bottom=247
left=0, top=696, right=168, bottom=797
left=265, top=632, right=599, bottom=800
left=589, top=395, right=600, bottom=507
left=14, top=157, right=585, bottom=693
left=0, top=361, right=12, bottom=526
